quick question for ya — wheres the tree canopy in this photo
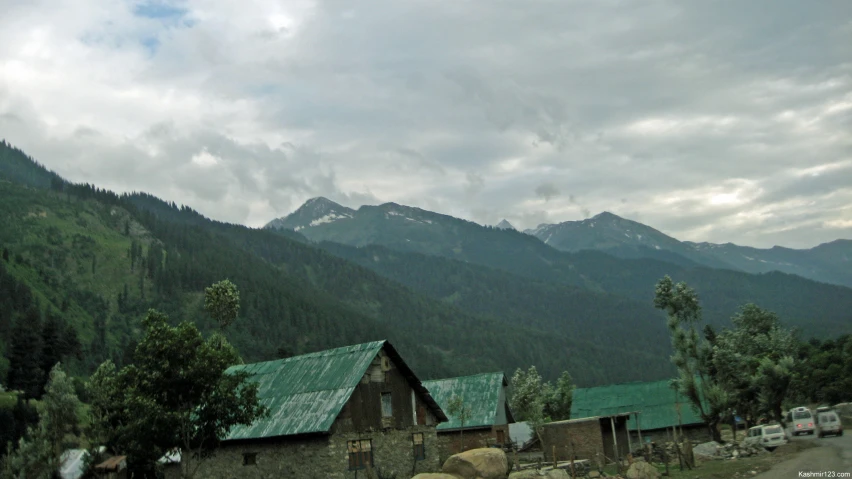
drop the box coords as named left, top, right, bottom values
left=88, top=304, right=267, bottom=477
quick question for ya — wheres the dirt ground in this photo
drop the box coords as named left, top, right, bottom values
left=752, top=431, right=852, bottom=479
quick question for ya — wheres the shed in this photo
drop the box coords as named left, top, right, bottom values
left=571, top=379, right=707, bottom=442
left=539, top=413, right=633, bottom=466
left=423, top=372, right=515, bottom=457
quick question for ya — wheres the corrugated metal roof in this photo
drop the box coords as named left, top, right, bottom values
left=422, top=372, right=507, bottom=431
left=224, top=340, right=447, bottom=441
left=570, top=379, right=704, bottom=431
left=225, top=341, right=384, bottom=440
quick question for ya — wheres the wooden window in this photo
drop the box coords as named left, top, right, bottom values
left=348, top=440, right=373, bottom=470
left=242, top=453, right=257, bottom=466
left=413, top=433, right=425, bottom=461
left=381, top=392, right=393, bottom=418
left=416, top=404, right=426, bottom=425
left=495, top=429, right=505, bottom=445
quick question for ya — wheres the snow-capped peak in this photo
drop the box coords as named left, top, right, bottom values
left=264, top=197, right=355, bottom=231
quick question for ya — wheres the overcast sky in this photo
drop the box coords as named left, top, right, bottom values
left=1, top=0, right=850, bottom=248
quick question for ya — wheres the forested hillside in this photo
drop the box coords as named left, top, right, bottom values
left=268, top=199, right=852, bottom=336
left=0, top=141, right=669, bottom=387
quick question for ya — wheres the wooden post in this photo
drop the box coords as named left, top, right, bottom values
left=513, top=449, right=518, bottom=471
left=626, top=415, right=633, bottom=457
left=570, top=440, right=577, bottom=478
left=552, top=445, right=557, bottom=469
left=610, top=416, right=618, bottom=459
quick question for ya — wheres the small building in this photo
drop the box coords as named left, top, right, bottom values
left=93, top=455, right=128, bottom=479
left=192, top=340, right=447, bottom=479
left=59, top=449, right=89, bottom=479
left=422, top=372, right=515, bottom=460
left=571, top=379, right=707, bottom=445
left=539, top=413, right=633, bottom=467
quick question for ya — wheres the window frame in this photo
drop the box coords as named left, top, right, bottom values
left=242, top=452, right=257, bottom=466
left=381, top=392, right=393, bottom=418
left=412, top=433, right=425, bottom=461
left=348, top=439, right=374, bottom=471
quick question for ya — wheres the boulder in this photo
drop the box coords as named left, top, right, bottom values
left=625, top=461, right=661, bottom=479
left=442, top=448, right=509, bottom=479
left=412, top=474, right=463, bottom=479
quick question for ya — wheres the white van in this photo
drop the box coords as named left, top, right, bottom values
left=785, top=407, right=815, bottom=436
left=744, top=424, right=787, bottom=450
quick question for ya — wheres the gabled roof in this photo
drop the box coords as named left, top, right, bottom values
left=571, top=378, right=704, bottom=431
left=224, top=340, right=446, bottom=441
left=422, top=372, right=511, bottom=431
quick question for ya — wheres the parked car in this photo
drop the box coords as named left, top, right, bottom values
left=744, top=424, right=788, bottom=450
left=785, top=407, right=815, bottom=436
left=816, top=410, right=843, bottom=438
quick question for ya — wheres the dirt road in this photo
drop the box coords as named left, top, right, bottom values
left=754, top=433, right=852, bottom=479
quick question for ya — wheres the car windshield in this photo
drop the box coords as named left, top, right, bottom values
left=793, top=411, right=811, bottom=420
left=764, top=426, right=782, bottom=434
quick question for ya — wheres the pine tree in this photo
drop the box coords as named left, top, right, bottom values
left=40, top=313, right=63, bottom=394
left=7, top=307, right=45, bottom=399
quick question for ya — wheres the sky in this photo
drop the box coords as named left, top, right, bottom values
left=1, top=0, right=850, bottom=248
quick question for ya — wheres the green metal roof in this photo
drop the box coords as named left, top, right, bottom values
left=422, top=372, right=509, bottom=431
left=224, top=340, right=446, bottom=441
left=570, top=379, right=704, bottom=431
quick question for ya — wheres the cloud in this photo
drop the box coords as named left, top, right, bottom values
left=535, top=182, right=560, bottom=201
left=0, top=0, right=850, bottom=247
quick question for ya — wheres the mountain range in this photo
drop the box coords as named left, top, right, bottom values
left=268, top=197, right=852, bottom=289
left=2, top=138, right=851, bottom=390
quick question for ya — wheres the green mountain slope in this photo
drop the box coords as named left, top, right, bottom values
left=1, top=142, right=652, bottom=386
left=124, top=192, right=669, bottom=385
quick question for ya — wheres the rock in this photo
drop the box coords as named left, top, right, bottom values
left=693, top=441, right=721, bottom=457
left=625, top=461, right=661, bottom=479
left=508, top=472, right=539, bottom=479
left=413, top=474, right=463, bottom=479
left=442, top=448, right=509, bottom=479
left=589, top=471, right=601, bottom=478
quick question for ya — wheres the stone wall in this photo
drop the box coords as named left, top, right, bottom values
left=191, top=426, right=440, bottom=479
left=540, top=419, right=602, bottom=465
left=435, top=428, right=494, bottom=463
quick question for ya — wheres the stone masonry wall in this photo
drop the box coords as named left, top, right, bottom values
left=191, top=426, right=440, bottom=479
left=435, top=428, right=494, bottom=464
left=540, top=420, right=602, bottom=465
left=330, top=425, right=440, bottom=478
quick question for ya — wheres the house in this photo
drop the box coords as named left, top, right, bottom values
left=571, top=379, right=707, bottom=445
left=539, top=413, right=634, bottom=467
left=422, top=372, right=515, bottom=460
left=192, top=340, right=447, bottom=479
